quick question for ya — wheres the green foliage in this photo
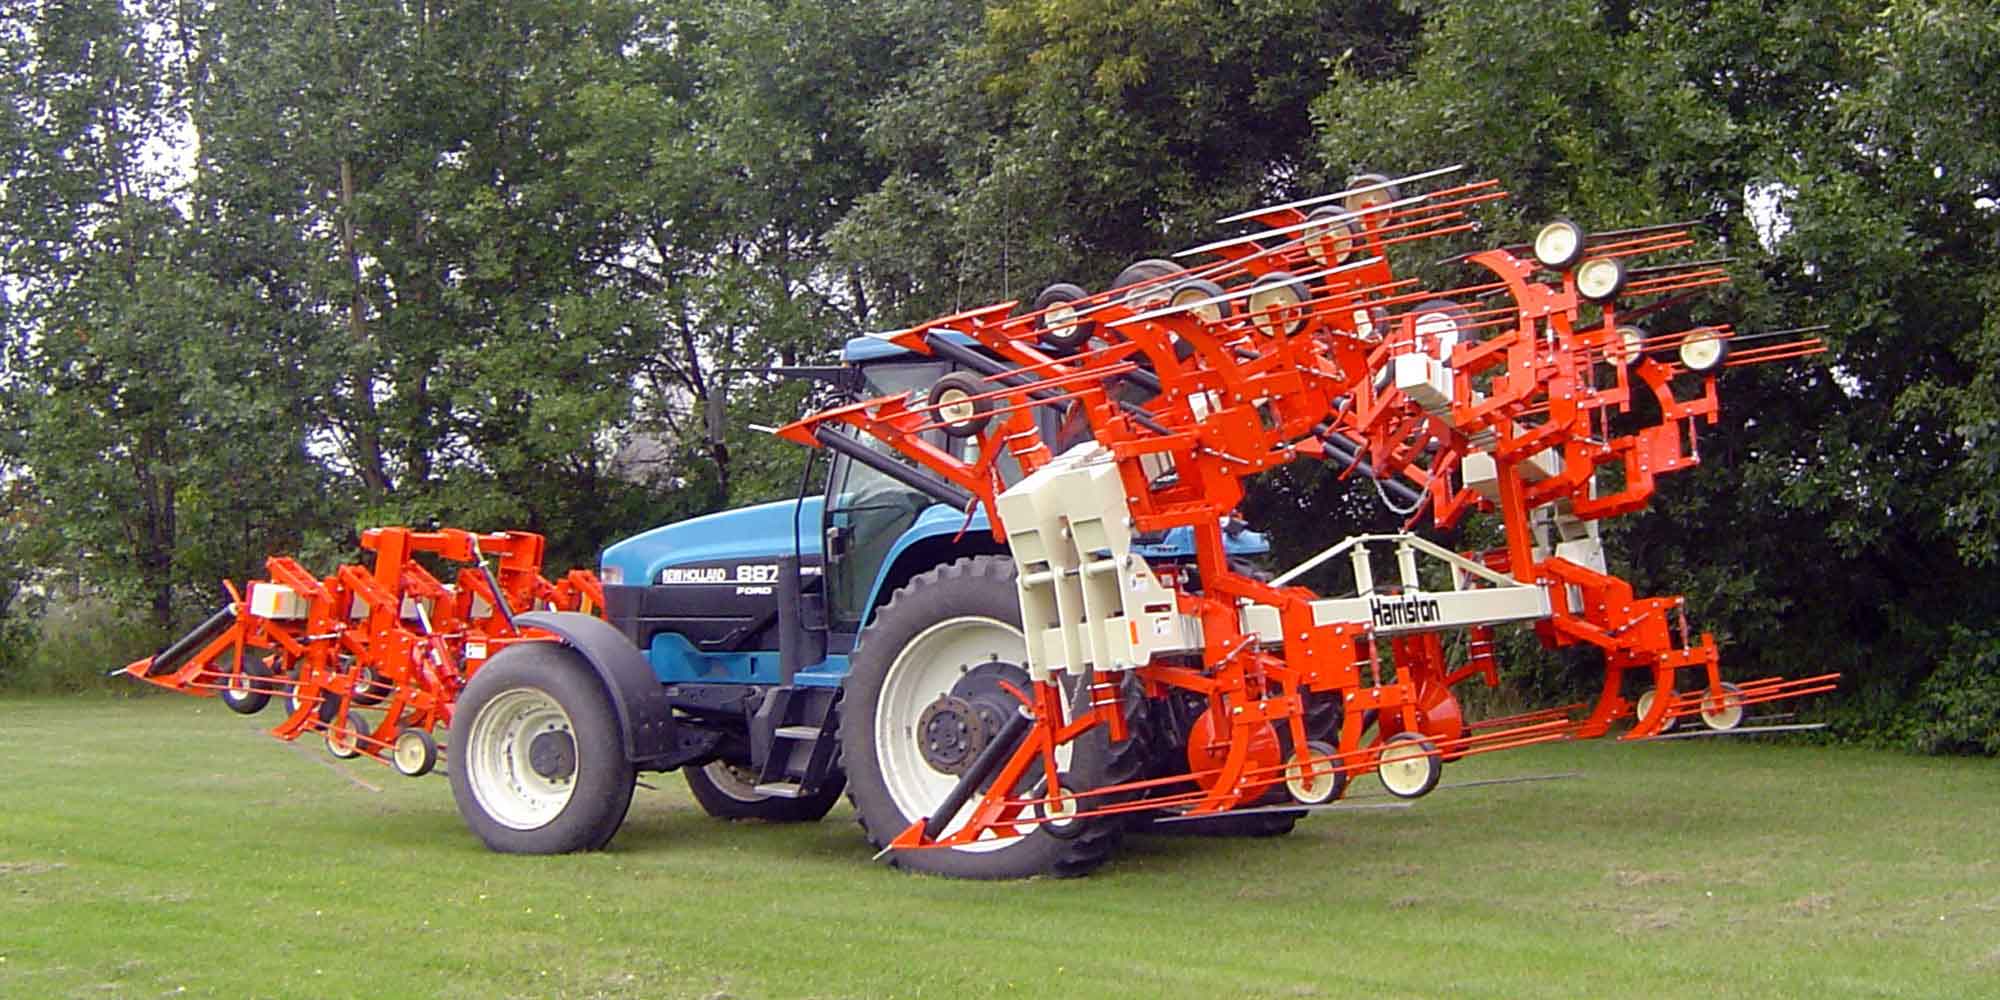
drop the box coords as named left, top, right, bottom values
left=5, top=594, right=165, bottom=695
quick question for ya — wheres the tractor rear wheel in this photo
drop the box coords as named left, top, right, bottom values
left=684, top=761, right=846, bottom=822
left=448, top=642, right=635, bottom=854
left=842, top=555, right=1130, bottom=878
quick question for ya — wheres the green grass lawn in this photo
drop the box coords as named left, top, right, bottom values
left=1, top=696, right=1995, bottom=999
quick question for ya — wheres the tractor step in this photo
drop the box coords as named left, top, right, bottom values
left=753, top=782, right=805, bottom=798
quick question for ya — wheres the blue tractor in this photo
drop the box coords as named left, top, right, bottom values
left=445, top=334, right=1277, bottom=877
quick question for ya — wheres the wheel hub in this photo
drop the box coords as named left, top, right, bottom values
left=528, top=730, right=577, bottom=780
left=917, top=695, right=990, bottom=774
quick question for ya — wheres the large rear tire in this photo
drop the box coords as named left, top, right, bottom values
left=684, top=761, right=846, bottom=822
left=842, top=556, right=1128, bottom=879
left=448, top=642, right=636, bottom=854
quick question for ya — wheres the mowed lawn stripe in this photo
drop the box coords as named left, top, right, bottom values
left=1, top=697, right=1994, bottom=998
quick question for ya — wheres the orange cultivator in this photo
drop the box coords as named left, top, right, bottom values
left=120, top=528, right=603, bottom=775
left=777, top=167, right=1838, bottom=854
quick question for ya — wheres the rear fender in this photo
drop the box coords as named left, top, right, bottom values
left=515, top=611, right=679, bottom=767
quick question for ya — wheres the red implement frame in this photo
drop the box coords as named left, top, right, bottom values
left=120, top=528, right=602, bottom=770
left=776, top=174, right=1835, bottom=850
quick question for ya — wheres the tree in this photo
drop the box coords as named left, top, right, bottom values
left=1311, top=0, right=2000, bottom=749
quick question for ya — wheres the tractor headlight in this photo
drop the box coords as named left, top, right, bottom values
left=600, top=564, right=623, bottom=586
left=1678, top=332, right=1729, bottom=372
left=1575, top=256, right=1626, bottom=302
left=1533, top=219, right=1586, bottom=270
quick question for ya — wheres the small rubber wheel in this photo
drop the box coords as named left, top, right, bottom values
left=221, top=656, right=272, bottom=716
left=1679, top=331, right=1730, bottom=372
left=1343, top=172, right=1399, bottom=213
left=392, top=727, right=438, bottom=778
left=1700, top=682, right=1746, bottom=731
left=683, top=761, right=847, bottom=822
left=448, top=641, right=637, bottom=854
left=1033, top=283, right=1093, bottom=352
left=1284, top=740, right=1345, bottom=805
left=1246, top=272, right=1310, bottom=338
left=1111, top=258, right=1185, bottom=292
left=1302, top=206, right=1359, bottom=266
left=327, top=715, right=367, bottom=759
left=1634, top=688, right=1677, bottom=734
left=1533, top=219, right=1587, bottom=270
left=1168, top=278, right=1231, bottom=325
left=351, top=668, right=392, bottom=707
left=927, top=371, right=994, bottom=440
left=1376, top=733, right=1441, bottom=799
left=1610, top=325, right=1648, bottom=366
left=290, top=687, right=343, bottom=725
left=1404, top=298, right=1473, bottom=362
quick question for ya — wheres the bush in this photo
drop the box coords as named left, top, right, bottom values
left=1906, top=626, right=2000, bottom=755
left=3, top=596, right=166, bottom=695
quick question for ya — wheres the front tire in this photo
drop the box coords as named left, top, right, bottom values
left=448, top=642, right=635, bottom=854
left=684, top=761, right=846, bottom=822
left=842, top=556, right=1127, bottom=879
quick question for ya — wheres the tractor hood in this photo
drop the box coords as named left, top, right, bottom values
left=599, top=497, right=823, bottom=587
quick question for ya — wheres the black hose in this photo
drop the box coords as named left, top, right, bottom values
left=922, top=706, right=1035, bottom=842
left=146, top=605, right=238, bottom=677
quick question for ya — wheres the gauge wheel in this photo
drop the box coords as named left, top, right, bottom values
left=392, top=727, right=438, bottom=777
left=1246, top=271, right=1311, bottom=338
left=1404, top=298, right=1473, bottom=362
left=1033, top=283, right=1094, bottom=352
left=1376, top=732, right=1442, bottom=799
left=1634, top=687, right=1678, bottom=734
left=842, top=555, right=1136, bottom=878
left=1700, top=682, right=1746, bottom=731
left=927, top=371, right=995, bottom=440
left=326, top=714, right=368, bottom=759
left=221, top=655, right=273, bottom=715
left=684, top=761, right=847, bottom=822
left=448, top=642, right=636, bottom=854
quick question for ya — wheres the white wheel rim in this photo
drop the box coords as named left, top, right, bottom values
left=937, top=389, right=975, bottom=426
left=875, top=615, right=1053, bottom=853
left=1702, top=685, right=1745, bottom=731
left=1377, top=740, right=1436, bottom=797
left=1634, top=689, right=1656, bottom=719
left=703, top=761, right=769, bottom=803
left=1681, top=336, right=1724, bottom=371
left=1535, top=223, right=1580, bottom=267
left=1412, top=310, right=1461, bottom=361
left=393, top=732, right=430, bottom=774
left=1248, top=286, right=1303, bottom=337
left=225, top=670, right=251, bottom=704
left=1577, top=257, right=1622, bottom=300
left=1045, top=303, right=1080, bottom=339
left=1284, top=750, right=1339, bottom=805
left=1172, top=288, right=1223, bottom=324
left=465, top=688, right=578, bottom=831
left=327, top=720, right=362, bottom=758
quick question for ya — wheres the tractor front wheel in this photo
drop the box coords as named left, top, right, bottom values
left=842, top=556, right=1129, bottom=879
left=684, top=761, right=846, bottom=822
left=448, top=642, right=635, bottom=854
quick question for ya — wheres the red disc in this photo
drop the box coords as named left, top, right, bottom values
left=1184, top=704, right=1283, bottom=802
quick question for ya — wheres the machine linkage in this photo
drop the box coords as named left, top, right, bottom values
left=776, top=167, right=1838, bottom=854
left=118, top=527, right=603, bottom=775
